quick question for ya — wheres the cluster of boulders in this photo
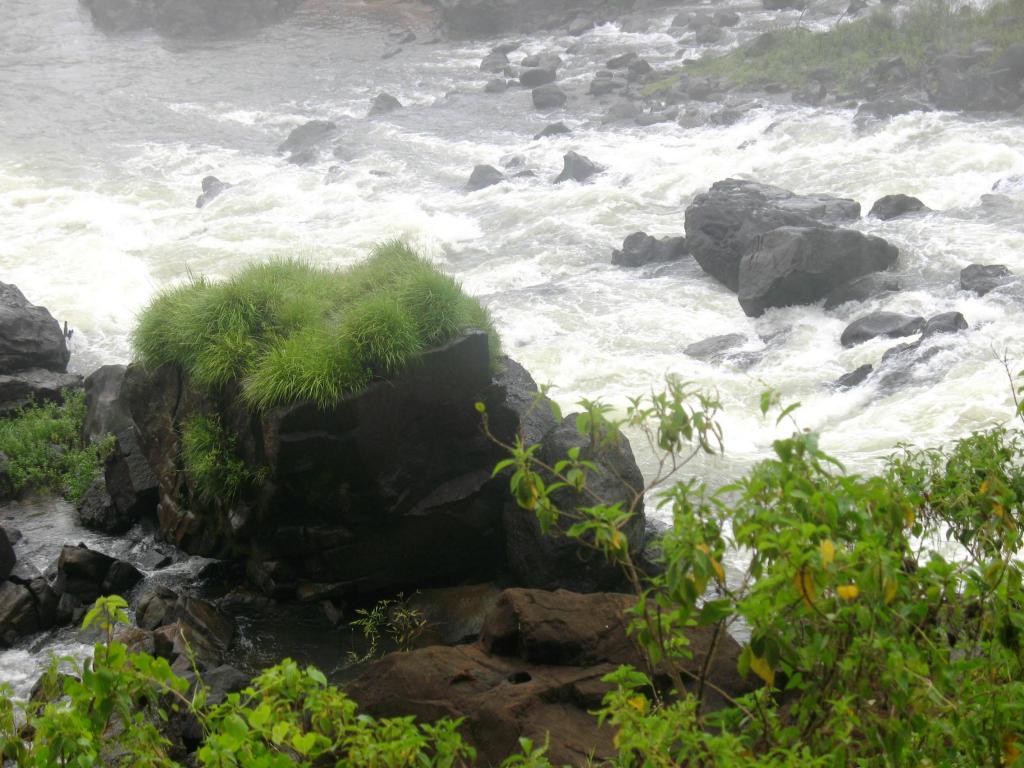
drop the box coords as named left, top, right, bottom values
left=0, top=537, right=143, bottom=647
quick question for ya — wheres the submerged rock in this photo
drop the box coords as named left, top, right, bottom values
left=840, top=312, right=925, bottom=348
left=824, top=273, right=901, bottom=309
left=869, top=194, right=930, bottom=220
left=195, top=176, right=232, bottom=208
left=534, top=121, right=571, bottom=139
left=833, top=364, right=874, bottom=390
left=553, top=151, right=602, bottom=184
left=519, top=67, right=557, bottom=87
left=277, top=120, right=337, bottom=164
left=684, top=333, right=747, bottom=362
left=368, top=93, right=403, bottom=116
left=467, top=164, right=505, bottom=191
left=960, top=264, right=1016, bottom=296
left=921, top=311, right=968, bottom=338
left=532, top=84, right=567, bottom=110
left=611, top=231, right=687, bottom=268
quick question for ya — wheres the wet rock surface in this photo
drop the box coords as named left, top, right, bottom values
left=347, top=588, right=752, bottom=766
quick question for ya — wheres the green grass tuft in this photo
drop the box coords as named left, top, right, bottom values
left=133, top=242, right=500, bottom=410
left=687, top=0, right=1024, bottom=92
left=180, top=414, right=255, bottom=504
left=0, top=391, right=112, bottom=503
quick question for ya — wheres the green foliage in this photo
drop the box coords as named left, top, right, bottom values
left=685, top=0, right=1024, bottom=91
left=181, top=414, right=259, bottom=505
left=482, top=375, right=1024, bottom=766
left=0, top=595, right=551, bottom=767
left=348, top=594, right=429, bottom=663
left=0, top=391, right=113, bottom=503
left=132, top=242, right=500, bottom=410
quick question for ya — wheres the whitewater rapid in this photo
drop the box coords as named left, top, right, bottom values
left=2, top=0, right=1023, bottom=501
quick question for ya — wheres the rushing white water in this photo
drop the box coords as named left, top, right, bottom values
left=2, top=0, right=1023, bottom=491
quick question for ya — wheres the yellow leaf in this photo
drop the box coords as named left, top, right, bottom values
left=749, top=654, right=775, bottom=687
left=711, top=557, right=725, bottom=583
left=980, top=477, right=991, bottom=495
left=627, top=696, right=647, bottom=713
left=994, top=503, right=1005, bottom=519
left=904, top=506, right=915, bottom=527
left=884, top=579, right=898, bottom=606
left=1002, top=732, right=1021, bottom=766
left=820, top=539, right=835, bottom=568
left=611, top=531, right=624, bottom=550
left=837, top=584, right=859, bottom=601
left=793, top=568, right=816, bottom=607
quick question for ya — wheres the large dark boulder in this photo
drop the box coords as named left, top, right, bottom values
left=737, top=227, right=899, bottom=317
left=75, top=423, right=160, bottom=535
left=0, top=369, right=84, bottom=417
left=504, top=416, right=645, bottom=593
left=960, top=264, right=1016, bottom=296
left=347, top=587, right=750, bottom=765
left=840, top=312, right=925, bottom=348
left=611, top=232, right=687, bottom=268
left=79, top=0, right=301, bottom=38
left=123, top=334, right=645, bottom=598
left=0, top=283, right=69, bottom=374
left=684, top=179, right=861, bottom=292
left=0, top=581, right=40, bottom=646
left=869, top=194, right=930, bottom=220
left=923, top=53, right=1024, bottom=112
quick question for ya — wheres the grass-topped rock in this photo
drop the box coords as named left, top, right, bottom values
left=133, top=241, right=499, bottom=410
left=122, top=242, right=645, bottom=598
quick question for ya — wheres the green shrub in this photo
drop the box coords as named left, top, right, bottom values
left=181, top=414, right=257, bottom=505
left=0, top=391, right=111, bottom=503
left=685, top=0, right=1024, bottom=91
left=133, top=242, right=500, bottom=410
left=482, top=378, right=1024, bottom=766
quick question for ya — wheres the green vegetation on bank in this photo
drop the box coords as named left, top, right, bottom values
left=6, top=381, right=1023, bottom=765
left=133, top=242, right=499, bottom=410
left=484, top=381, right=1024, bottom=765
left=0, top=392, right=110, bottom=503
left=681, top=0, right=1024, bottom=91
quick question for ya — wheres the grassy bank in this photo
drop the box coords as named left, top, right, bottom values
left=133, top=241, right=499, bottom=410
left=684, top=0, right=1024, bottom=92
